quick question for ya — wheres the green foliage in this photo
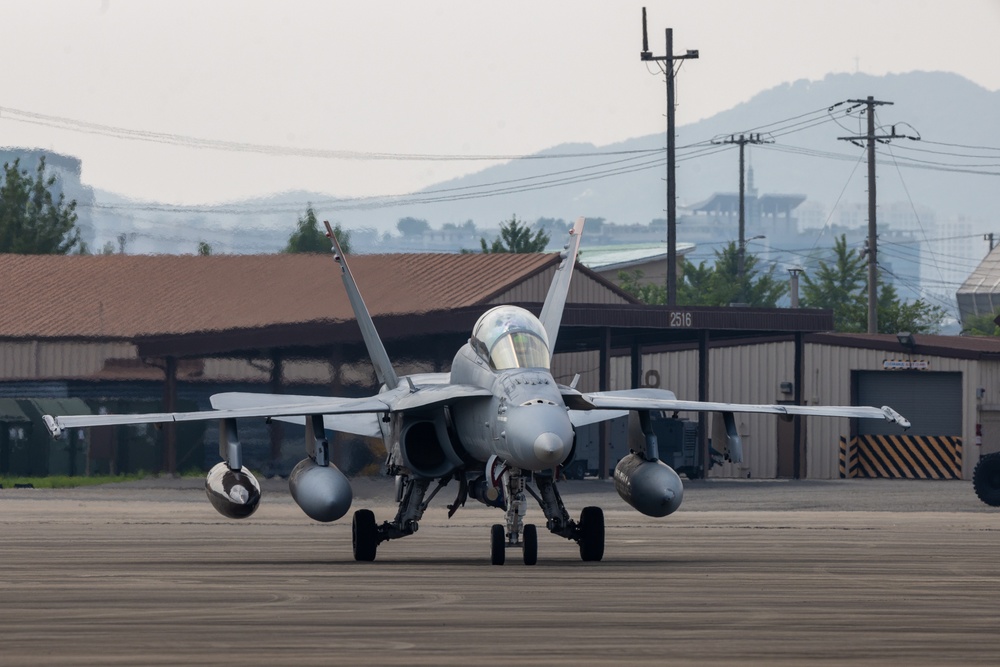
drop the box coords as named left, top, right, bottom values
left=801, top=234, right=945, bottom=333
left=801, top=235, right=867, bottom=330
left=285, top=206, right=351, bottom=254
left=197, top=241, right=212, bottom=256
left=962, top=309, right=1000, bottom=336
left=617, top=269, right=666, bottom=304
left=397, top=216, right=430, bottom=236
left=0, top=156, right=81, bottom=254
left=618, top=243, right=786, bottom=307
left=480, top=214, right=550, bottom=254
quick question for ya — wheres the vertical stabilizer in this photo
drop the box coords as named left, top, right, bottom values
left=539, top=217, right=585, bottom=352
left=325, top=221, right=400, bottom=390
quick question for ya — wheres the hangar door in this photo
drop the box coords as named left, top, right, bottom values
left=842, top=371, right=962, bottom=479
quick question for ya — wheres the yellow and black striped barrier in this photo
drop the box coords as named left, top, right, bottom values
left=839, top=434, right=962, bottom=479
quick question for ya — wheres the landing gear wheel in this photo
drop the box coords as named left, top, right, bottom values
left=578, top=506, right=605, bottom=562
left=490, top=524, right=506, bottom=565
left=352, top=509, right=379, bottom=562
left=973, top=451, right=1000, bottom=507
left=522, top=523, right=538, bottom=566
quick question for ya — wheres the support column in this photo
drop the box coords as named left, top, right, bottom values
left=698, top=331, right=710, bottom=474
left=269, top=349, right=284, bottom=473
left=793, top=332, right=804, bottom=479
left=162, top=355, right=177, bottom=475
left=598, top=327, right=612, bottom=480
left=630, top=337, right=641, bottom=390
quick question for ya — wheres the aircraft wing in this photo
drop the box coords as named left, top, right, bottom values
left=211, top=392, right=387, bottom=437
left=388, top=383, right=494, bottom=411
left=568, top=409, right=629, bottom=427
left=42, top=395, right=390, bottom=439
left=579, top=388, right=910, bottom=428
left=45, top=383, right=497, bottom=440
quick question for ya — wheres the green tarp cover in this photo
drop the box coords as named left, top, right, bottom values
left=0, top=398, right=31, bottom=422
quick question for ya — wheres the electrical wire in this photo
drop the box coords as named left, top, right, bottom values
left=0, top=105, right=660, bottom=162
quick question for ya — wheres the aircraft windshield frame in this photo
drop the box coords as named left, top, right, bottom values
left=472, top=306, right=551, bottom=370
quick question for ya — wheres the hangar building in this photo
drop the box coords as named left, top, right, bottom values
left=3, top=252, right=999, bottom=480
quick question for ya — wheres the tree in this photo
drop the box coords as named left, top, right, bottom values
left=619, top=243, right=786, bottom=307
left=617, top=269, right=666, bottom=304
left=479, top=214, right=550, bottom=254
left=877, top=282, right=946, bottom=334
left=285, top=206, right=351, bottom=254
left=197, top=241, right=213, bottom=256
left=962, top=309, right=1000, bottom=336
left=801, top=234, right=945, bottom=333
left=0, top=156, right=81, bottom=254
left=686, top=241, right=787, bottom=307
left=397, top=217, right=430, bottom=237
left=800, top=235, right=867, bottom=331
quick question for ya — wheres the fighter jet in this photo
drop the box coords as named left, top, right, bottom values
left=43, top=218, right=909, bottom=565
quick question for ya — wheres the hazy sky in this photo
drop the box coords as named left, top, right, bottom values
left=2, top=0, right=998, bottom=204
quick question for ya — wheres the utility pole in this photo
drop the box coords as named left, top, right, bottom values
left=713, top=133, right=772, bottom=283
left=640, top=8, right=698, bottom=306
left=838, top=96, right=917, bottom=334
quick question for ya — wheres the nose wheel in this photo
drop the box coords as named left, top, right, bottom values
left=490, top=524, right=506, bottom=565
left=489, top=522, right=539, bottom=565
left=522, top=523, right=538, bottom=565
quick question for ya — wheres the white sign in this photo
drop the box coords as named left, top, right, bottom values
left=882, top=359, right=929, bottom=370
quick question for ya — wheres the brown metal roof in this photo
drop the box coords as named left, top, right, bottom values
left=806, top=332, right=1000, bottom=360
left=0, top=252, right=560, bottom=340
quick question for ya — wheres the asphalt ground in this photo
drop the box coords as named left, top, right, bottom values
left=2, top=477, right=998, bottom=666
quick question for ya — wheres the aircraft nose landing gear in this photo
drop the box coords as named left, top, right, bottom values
left=489, top=522, right=538, bottom=565
left=489, top=468, right=538, bottom=565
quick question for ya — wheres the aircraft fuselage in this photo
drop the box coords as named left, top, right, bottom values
left=449, top=342, right=575, bottom=472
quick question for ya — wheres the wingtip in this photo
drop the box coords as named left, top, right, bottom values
left=42, top=415, right=63, bottom=439
left=882, top=406, right=911, bottom=429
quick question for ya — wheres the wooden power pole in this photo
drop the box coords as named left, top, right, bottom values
left=640, top=8, right=698, bottom=306
left=838, top=96, right=917, bottom=333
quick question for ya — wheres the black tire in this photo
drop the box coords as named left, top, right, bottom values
left=522, top=524, right=538, bottom=566
left=578, top=506, right=605, bottom=562
left=352, top=509, right=379, bottom=562
left=973, top=452, right=1000, bottom=507
left=490, top=524, right=506, bottom=565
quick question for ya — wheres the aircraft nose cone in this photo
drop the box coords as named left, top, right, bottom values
left=533, top=431, right=570, bottom=465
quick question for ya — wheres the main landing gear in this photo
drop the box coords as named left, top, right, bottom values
left=350, top=470, right=605, bottom=565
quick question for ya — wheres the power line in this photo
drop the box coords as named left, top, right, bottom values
left=0, top=105, right=659, bottom=162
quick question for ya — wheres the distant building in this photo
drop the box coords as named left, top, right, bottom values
left=957, top=243, right=1000, bottom=324
left=578, top=243, right=696, bottom=288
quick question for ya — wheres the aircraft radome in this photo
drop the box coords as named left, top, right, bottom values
left=44, top=218, right=910, bottom=565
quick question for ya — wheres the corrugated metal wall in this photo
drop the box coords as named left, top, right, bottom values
left=491, top=267, right=630, bottom=306
left=802, top=345, right=983, bottom=479
left=569, top=341, right=1000, bottom=481
left=618, top=343, right=792, bottom=479
left=0, top=341, right=137, bottom=380
left=552, top=350, right=601, bottom=392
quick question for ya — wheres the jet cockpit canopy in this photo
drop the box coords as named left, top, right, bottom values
left=471, top=305, right=551, bottom=370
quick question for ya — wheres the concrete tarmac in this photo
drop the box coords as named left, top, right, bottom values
left=2, top=477, right=999, bottom=666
